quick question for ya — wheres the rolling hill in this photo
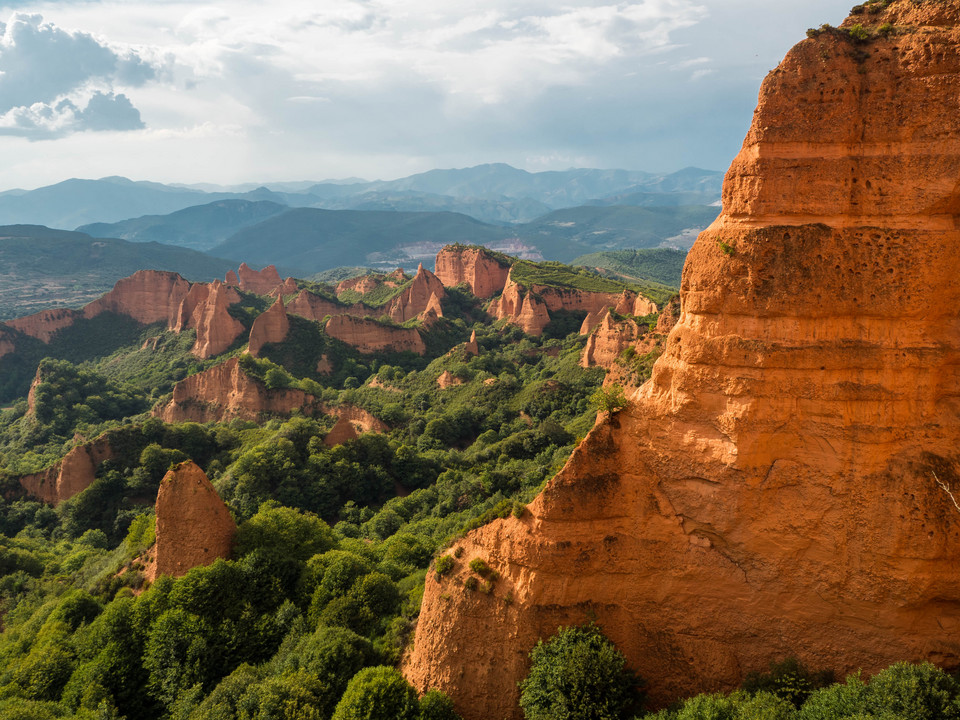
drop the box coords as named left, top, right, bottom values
left=0, top=225, right=237, bottom=320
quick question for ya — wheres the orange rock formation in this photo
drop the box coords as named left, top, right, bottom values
left=270, top=277, right=299, bottom=298
left=383, top=264, right=447, bottom=323
left=6, top=308, right=82, bottom=343
left=175, top=281, right=245, bottom=359
left=406, top=4, right=960, bottom=716
left=154, top=357, right=322, bottom=423
left=287, top=290, right=375, bottom=323
left=248, top=297, right=290, bottom=357
left=325, top=315, right=426, bottom=355
left=435, top=246, right=511, bottom=298
left=337, top=275, right=379, bottom=295
left=236, top=262, right=283, bottom=294
left=148, top=461, right=235, bottom=581
left=324, top=416, right=360, bottom=447
left=580, top=310, right=641, bottom=369
left=464, top=330, right=480, bottom=357
left=437, top=371, right=464, bottom=389
left=19, top=435, right=114, bottom=505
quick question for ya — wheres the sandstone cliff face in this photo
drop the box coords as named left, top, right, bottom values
left=464, top=330, right=480, bottom=357
left=487, top=273, right=551, bottom=335
left=435, top=246, right=511, bottom=298
left=148, top=461, right=235, bottom=581
left=580, top=310, right=641, bottom=369
left=154, top=357, right=322, bottom=423
left=287, top=290, right=376, bottom=324
left=183, top=281, right=246, bottom=359
left=385, top=265, right=447, bottom=323
left=248, top=297, right=290, bottom=357
left=406, top=4, right=960, bottom=716
left=84, top=270, right=193, bottom=326
left=19, top=435, right=113, bottom=505
left=6, top=308, right=82, bottom=343
left=337, top=275, right=379, bottom=295
left=236, top=262, right=283, bottom=295
left=325, top=315, right=426, bottom=355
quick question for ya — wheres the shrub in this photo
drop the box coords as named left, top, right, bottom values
left=434, top=555, right=454, bottom=581
left=468, top=558, right=490, bottom=576
left=847, top=23, right=869, bottom=42
left=518, top=624, right=644, bottom=720
left=589, top=386, right=628, bottom=414
left=330, top=666, right=420, bottom=720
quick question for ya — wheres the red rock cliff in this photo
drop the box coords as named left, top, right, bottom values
left=148, top=461, right=235, bottom=581
left=385, top=264, right=447, bottom=323
left=406, top=4, right=960, bottom=716
left=248, top=297, right=290, bottom=357
left=84, top=270, right=193, bottom=326
left=236, top=262, right=283, bottom=295
left=435, top=246, right=511, bottom=298
left=154, top=356, right=321, bottom=423
left=19, top=435, right=114, bottom=505
left=325, top=315, right=426, bottom=355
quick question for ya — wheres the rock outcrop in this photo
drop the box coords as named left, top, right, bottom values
left=435, top=246, right=511, bottom=298
left=325, top=315, right=426, bottom=355
left=6, top=308, right=82, bottom=343
left=328, top=404, right=389, bottom=434
left=287, top=290, right=375, bottom=324
left=83, top=270, right=193, bottom=326
left=406, top=4, right=960, bottom=716
left=464, top=330, right=480, bottom=357
left=437, top=371, right=464, bottom=389
left=324, top=416, right=360, bottom=447
left=19, top=435, right=113, bottom=505
left=337, top=275, right=379, bottom=295
left=488, top=268, right=656, bottom=337
left=580, top=310, right=641, bottom=369
left=148, top=461, right=235, bottom=581
left=154, top=357, right=321, bottom=423
left=384, top=265, right=447, bottom=323
left=270, top=277, right=299, bottom=298
left=176, top=281, right=245, bottom=359
left=248, top=297, right=290, bottom=357
left=236, top=262, right=283, bottom=295
left=0, top=326, right=16, bottom=359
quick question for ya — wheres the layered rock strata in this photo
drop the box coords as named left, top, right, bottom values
left=148, top=461, right=235, bottom=581
left=406, top=4, right=960, bottom=716
left=435, top=246, right=511, bottom=298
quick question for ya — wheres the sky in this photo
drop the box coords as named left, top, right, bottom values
left=0, top=0, right=854, bottom=189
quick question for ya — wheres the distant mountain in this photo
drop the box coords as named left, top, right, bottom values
left=0, top=225, right=236, bottom=320
left=0, top=178, right=299, bottom=230
left=572, top=248, right=688, bottom=288
left=211, top=208, right=515, bottom=273
left=515, top=205, right=720, bottom=261
left=311, top=190, right=552, bottom=225
left=208, top=202, right=719, bottom=272
left=77, top=200, right=289, bottom=251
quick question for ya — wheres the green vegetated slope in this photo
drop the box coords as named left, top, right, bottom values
left=573, top=248, right=688, bottom=287
left=0, top=274, right=611, bottom=719
left=516, top=205, right=719, bottom=262
left=0, top=257, right=947, bottom=720
left=0, top=226, right=238, bottom=321
left=77, top=200, right=289, bottom=251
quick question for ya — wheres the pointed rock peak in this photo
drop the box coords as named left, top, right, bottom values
left=238, top=262, right=252, bottom=272
left=225, top=270, right=239, bottom=286
left=150, top=460, right=235, bottom=581
left=470, top=330, right=477, bottom=343
left=270, top=295, right=285, bottom=311
left=417, top=263, right=425, bottom=274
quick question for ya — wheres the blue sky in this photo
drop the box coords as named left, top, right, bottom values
left=0, top=0, right=854, bottom=189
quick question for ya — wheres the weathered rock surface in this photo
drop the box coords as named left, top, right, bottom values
left=385, top=265, right=447, bottom=323
left=406, top=4, right=960, bottom=716
left=177, top=281, right=245, bottom=359
left=270, top=277, right=299, bottom=298
left=328, top=404, right=389, bottom=434
left=437, top=371, right=464, bottom=389
left=580, top=310, right=641, bottom=369
left=148, top=461, right=235, bottom=581
left=435, top=246, right=511, bottom=298
left=489, top=268, right=656, bottom=337
left=0, top=325, right=16, bottom=359
left=287, top=290, right=375, bottom=324
left=236, top=262, right=283, bottom=295
left=19, top=435, right=113, bottom=505
left=337, top=275, right=379, bottom=295
left=248, top=297, right=290, bottom=357
left=6, top=307, right=82, bottom=343
left=324, top=415, right=360, bottom=447
left=83, top=270, right=193, bottom=326
left=325, top=315, right=426, bottom=355
left=464, top=330, right=480, bottom=357
left=154, top=357, right=322, bottom=423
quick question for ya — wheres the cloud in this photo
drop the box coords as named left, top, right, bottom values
left=0, top=90, right=144, bottom=138
left=0, top=12, right=154, bottom=137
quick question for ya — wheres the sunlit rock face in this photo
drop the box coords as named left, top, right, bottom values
left=405, top=4, right=960, bottom=717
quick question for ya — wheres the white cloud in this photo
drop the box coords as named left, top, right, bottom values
left=0, top=12, right=156, bottom=137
